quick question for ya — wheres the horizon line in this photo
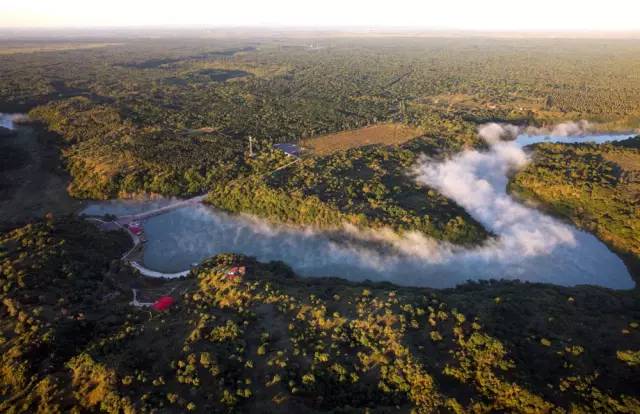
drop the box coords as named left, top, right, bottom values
left=1, top=26, right=639, bottom=39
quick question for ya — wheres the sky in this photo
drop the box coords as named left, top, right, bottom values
left=1, top=0, right=639, bottom=32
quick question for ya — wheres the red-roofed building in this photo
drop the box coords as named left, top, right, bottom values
left=226, top=266, right=246, bottom=279
left=152, top=296, right=174, bottom=311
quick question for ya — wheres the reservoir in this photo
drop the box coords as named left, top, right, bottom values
left=82, top=131, right=636, bottom=289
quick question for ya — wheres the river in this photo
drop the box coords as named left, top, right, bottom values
left=80, top=131, right=635, bottom=289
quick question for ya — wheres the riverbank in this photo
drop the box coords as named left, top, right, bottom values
left=509, top=136, right=640, bottom=282
left=3, top=215, right=639, bottom=413
left=78, top=131, right=636, bottom=289
left=82, top=198, right=633, bottom=289
left=86, top=215, right=194, bottom=279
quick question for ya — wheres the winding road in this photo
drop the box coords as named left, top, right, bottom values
left=87, top=195, right=207, bottom=278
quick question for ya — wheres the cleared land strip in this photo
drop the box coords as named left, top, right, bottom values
left=303, top=122, right=423, bottom=156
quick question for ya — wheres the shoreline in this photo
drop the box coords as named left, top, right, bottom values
left=66, top=125, right=636, bottom=288
left=85, top=214, right=196, bottom=279
left=84, top=198, right=636, bottom=290
left=507, top=182, right=640, bottom=283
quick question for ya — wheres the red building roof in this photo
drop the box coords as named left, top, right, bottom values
left=152, top=296, right=174, bottom=311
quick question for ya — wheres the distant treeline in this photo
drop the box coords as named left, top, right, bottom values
left=5, top=36, right=640, bottom=241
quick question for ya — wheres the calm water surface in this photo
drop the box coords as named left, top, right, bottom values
left=82, top=133, right=636, bottom=289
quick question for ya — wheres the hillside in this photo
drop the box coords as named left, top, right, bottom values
left=1, top=217, right=639, bottom=413
left=207, top=145, right=489, bottom=245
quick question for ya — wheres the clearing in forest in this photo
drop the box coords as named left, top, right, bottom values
left=303, top=123, right=423, bottom=156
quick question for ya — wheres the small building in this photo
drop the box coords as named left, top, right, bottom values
left=152, top=296, right=175, bottom=311
left=273, top=143, right=301, bottom=157
left=226, top=266, right=246, bottom=280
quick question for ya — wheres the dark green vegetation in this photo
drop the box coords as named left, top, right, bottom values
left=1, top=217, right=639, bottom=413
left=3, top=36, right=640, bottom=205
left=28, top=99, right=245, bottom=199
left=2, top=35, right=640, bottom=412
left=511, top=136, right=640, bottom=276
left=208, top=145, right=488, bottom=244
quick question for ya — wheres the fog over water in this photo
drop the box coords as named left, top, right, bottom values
left=0, top=113, right=27, bottom=130
left=83, top=123, right=636, bottom=289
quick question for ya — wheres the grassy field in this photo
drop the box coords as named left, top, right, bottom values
left=303, top=123, right=423, bottom=156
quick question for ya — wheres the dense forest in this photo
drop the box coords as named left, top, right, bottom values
left=4, top=36, right=640, bottom=240
left=1, top=35, right=640, bottom=412
left=1, top=217, right=639, bottom=413
left=208, top=144, right=489, bottom=245
left=4, top=38, right=640, bottom=133
left=28, top=98, right=247, bottom=199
